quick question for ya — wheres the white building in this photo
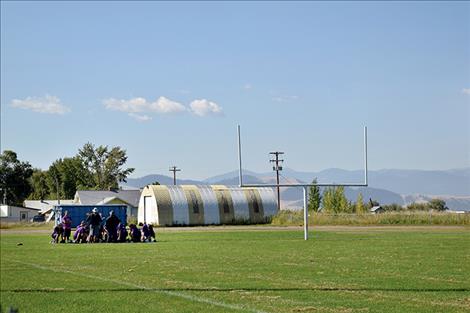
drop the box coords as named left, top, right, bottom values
left=74, top=190, right=141, bottom=217
left=24, top=199, right=74, bottom=215
left=0, top=205, right=41, bottom=223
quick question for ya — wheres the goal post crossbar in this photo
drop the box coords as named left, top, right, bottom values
left=237, top=125, right=368, bottom=189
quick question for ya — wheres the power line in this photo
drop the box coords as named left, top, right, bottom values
left=278, top=172, right=294, bottom=183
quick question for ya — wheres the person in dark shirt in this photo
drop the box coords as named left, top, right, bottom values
left=86, top=208, right=102, bottom=243
left=129, top=224, right=141, bottom=243
left=116, top=222, right=128, bottom=242
left=105, top=210, right=120, bottom=243
left=141, top=223, right=150, bottom=242
left=51, top=224, right=64, bottom=244
left=148, top=224, right=156, bottom=242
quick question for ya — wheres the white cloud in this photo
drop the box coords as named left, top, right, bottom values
left=462, top=88, right=470, bottom=95
left=104, top=96, right=223, bottom=119
left=128, top=113, right=152, bottom=122
left=272, top=95, right=299, bottom=103
left=150, top=96, right=186, bottom=113
left=189, top=99, right=223, bottom=117
left=244, top=84, right=252, bottom=90
left=10, top=95, right=70, bottom=114
left=103, top=97, right=148, bottom=113
left=103, top=96, right=186, bottom=114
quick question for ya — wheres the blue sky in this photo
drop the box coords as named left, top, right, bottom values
left=1, top=1, right=469, bottom=180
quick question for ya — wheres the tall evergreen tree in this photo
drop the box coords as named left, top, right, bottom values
left=355, top=192, right=366, bottom=214
left=308, top=178, right=321, bottom=212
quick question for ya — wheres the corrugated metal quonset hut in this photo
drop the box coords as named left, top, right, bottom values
left=138, top=185, right=278, bottom=226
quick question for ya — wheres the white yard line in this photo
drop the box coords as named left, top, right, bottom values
left=11, top=260, right=269, bottom=313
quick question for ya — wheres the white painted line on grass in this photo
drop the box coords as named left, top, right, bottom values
left=11, top=260, right=268, bottom=313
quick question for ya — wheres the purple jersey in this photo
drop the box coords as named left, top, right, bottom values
left=73, top=225, right=84, bottom=240
left=62, top=216, right=72, bottom=230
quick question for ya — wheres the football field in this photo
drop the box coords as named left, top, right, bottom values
left=1, top=226, right=469, bottom=313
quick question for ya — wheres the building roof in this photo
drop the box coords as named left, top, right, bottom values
left=1, top=205, right=40, bottom=218
left=2, top=205, right=40, bottom=211
left=75, top=190, right=141, bottom=208
left=370, top=205, right=384, bottom=212
left=96, top=196, right=134, bottom=206
left=24, top=200, right=74, bottom=213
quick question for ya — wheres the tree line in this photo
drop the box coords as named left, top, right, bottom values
left=2, top=148, right=449, bottom=212
left=307, top=178, right=448, bottom=213
left=0, top=143, right=134, bottom=206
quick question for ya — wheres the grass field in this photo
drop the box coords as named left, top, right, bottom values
left=1, top=226, right=469, bottom=313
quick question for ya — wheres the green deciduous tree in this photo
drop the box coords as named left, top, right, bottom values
left=0, top=150, right=33, bottom=205
left=308, top=178, right=321, bottom=212
left=28, top=144, right=135, bottom=200
left=322, top=186, right=349, bottom=213
left=29, top=169, right=50, bottom=201
left=48, top=157, right=91, bottom=199
left=78, top=143, right=134, bottom=190
left=428, top=199, right=448, bottom=211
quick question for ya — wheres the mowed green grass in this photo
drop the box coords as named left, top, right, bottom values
left=1, top=227, right=469, bottom=313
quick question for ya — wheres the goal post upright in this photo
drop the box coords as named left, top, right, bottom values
left=364, top=126, right=368, bottom=187
left=237, top=125, right=243, bottom=187
left=303, top=186, right=308, bottom=240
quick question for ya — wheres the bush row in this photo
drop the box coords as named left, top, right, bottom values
left=271, top=210, right=470, bottom=226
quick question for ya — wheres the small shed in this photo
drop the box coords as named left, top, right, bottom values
left=53, top=204, right=127, bottom=228
left=138, top=185, right=278, bottom=226
left=0, top=205, right=40, bottom=223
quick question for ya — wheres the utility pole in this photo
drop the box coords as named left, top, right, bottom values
left=169, top=166, right=181, bottom=185
left=269, top=151, right=284, bottom=211
left=1, top=188, right=6, bottom=205
left=55, top=176, right=60, bottom=205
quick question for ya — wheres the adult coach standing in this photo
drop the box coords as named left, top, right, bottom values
left=86, top=208, right=102, bottom=243
left=105, top=210, right=120, bottom=242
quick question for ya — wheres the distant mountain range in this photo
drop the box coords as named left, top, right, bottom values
left=204, top=167, right=470, bottom=196
left=123, top=174, right=202, bottom=188
left=122, top=167, right=470, bottom=211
